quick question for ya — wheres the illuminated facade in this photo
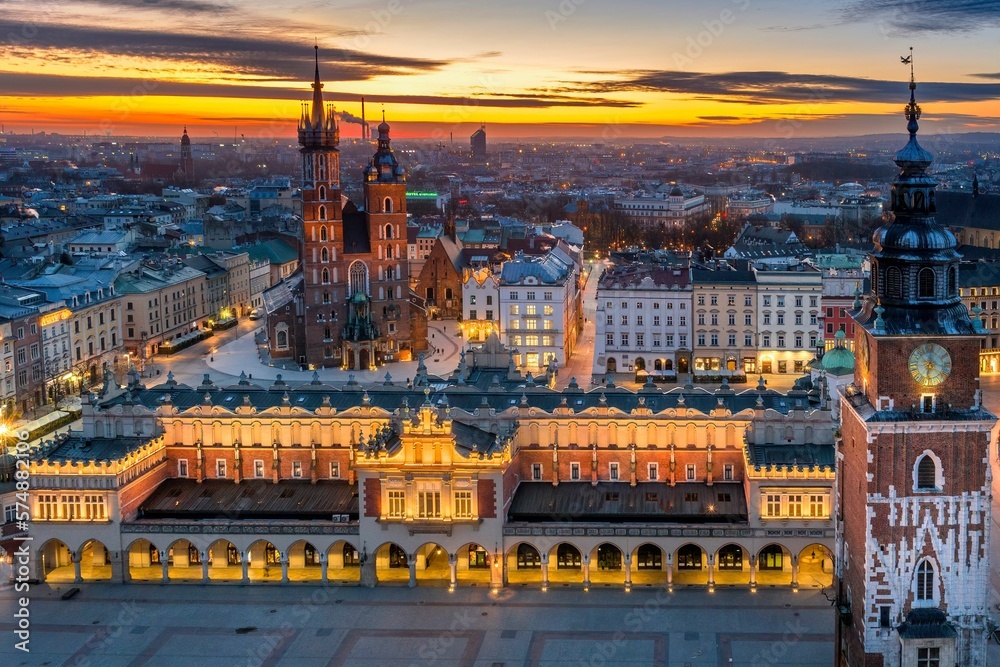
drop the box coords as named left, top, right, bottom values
left=24, top=335, right=836, bottom=592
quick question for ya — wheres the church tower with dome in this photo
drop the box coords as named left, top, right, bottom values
left=835, top=62, right=996, bottom=667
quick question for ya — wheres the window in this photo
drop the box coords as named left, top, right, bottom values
left=745, top=334, right=754, bottom=347
left=916, top=454, right=938, bottom=490
left=329, top=462, right=340, bottom=478
left=710, top=295, right=718, bottom=306
left=526, top=291, right=536, bottom=300
left=621, top=315, right=628, bottom=325
left=292, top=461, right=303, bottom=478
left=918, top=268, right=935, bottom=298
left=648, top=463, right=658, bottom=481
left=570, top=462, right=581, bottom=480
left=620, top=333, right=629, bottom=346
left=387, top=490, right=406, bottom=518
left=917, top=647, right=940, bottom=667
left=723, top=464, right=733, bottom=481
left=777, top=296, right=784, bottom=307
left=636, top=333, right=644, bottom=347
left=787, top=494, right=803, bottom=517
left=454, top=491, right=473, bottom=518
left=809, top=494, right=825, bottom=517
left=765, top=494, right=781, bottom=517
left=609, top=462, right=619, bottom=481
left=178, top=459, right=189, bottom=477
left=653, top=316, right=660, bottom=326
left=652, top=335, right=661, bottom=347
left=915, top=560, right=935, bottom=602
left=532, top=463, right=542, bottom=480
left=216, top=459, right=227, bottom=478
left=606, top=333, right=614, bottom=347
left=544, top=291, right=553, bottom=300
left=636, top=315, right=643, bottom=326
left=418, top=490, right=441, bottom=518
left=686, top=464, right=695, bottom=481
left=254, top=460, right=265, bottom=478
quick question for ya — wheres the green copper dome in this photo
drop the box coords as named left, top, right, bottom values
left=821, top=330, right=855, bottom=375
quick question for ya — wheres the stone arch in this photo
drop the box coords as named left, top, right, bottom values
left=374, top=542, right=410, bottom=584
left=412, top=542, right=450, bottom=585
left=673, top=543, right=706, bottom=586
left=457, top=542, right=493, bottom=584
left=631, top=543, right=667, bottom=585
left=325, top=539, right=361, bottom=583
left=246, top=539, right=282, bottom=582
left=383, top=197, right=393, bottom=213
left=165, top=538, right=203, bottom=581
left=505, top=541, right=543, bottom=586
left=38, top=538, right=75, bottom=583
left=206, top=539, right=242, bottom=581
left=126, top=538, right=161, bottom=582
left=714, top=543, right=749, bottom=586
left=797, top=544, right=834, bottom=589
left=757, top=544, right=793, bottom=586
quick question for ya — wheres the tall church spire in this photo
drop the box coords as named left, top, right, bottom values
left=311, top=45, right=325, bottom=130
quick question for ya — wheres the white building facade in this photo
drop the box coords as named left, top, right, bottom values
left=593, top=266, right=692, bottom=376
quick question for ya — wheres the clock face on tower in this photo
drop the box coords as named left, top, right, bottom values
left=908, top=343, right=952, bottom=386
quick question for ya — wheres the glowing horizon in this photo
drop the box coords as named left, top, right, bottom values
left=4, top=0, right=1000, bottom=140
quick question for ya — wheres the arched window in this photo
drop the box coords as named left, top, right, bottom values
left=886, top=267, right=902, bottom=299
left=386, top=245, right=393, bottom=259
left=385, top=265, right=395, bottom=281
left=321, top=247, right=329, bottom=263
left=318, top=185, right=326, bottom=200
left=322, top=268, right=330, bottom=284
left=349, top=261, right=369, bottom=296
left=915, top=560, right=935, bottom=602
left=918, top=268, right=935, bottom=298
left=319, top=226, right=328, bottom=242
left=275, top=327, right=288, bottom=349
left=319, top=205, right=327, bottom=221
left=385, top=224, right=394, bottom=239
left=383, top=197, right=393, bottom=213
left=916, top=454, right=938, bottom=491
left=322, top=291, right=331, bottom=304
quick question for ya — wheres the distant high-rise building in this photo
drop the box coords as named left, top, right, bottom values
left=180, top=127, right=193, bottom=182
left=471, top=124, right=486, bottom=162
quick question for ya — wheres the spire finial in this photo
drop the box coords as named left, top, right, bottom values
left=901, top=47, right=920, bottom=135
left=310, top=45, right=325, bottom=130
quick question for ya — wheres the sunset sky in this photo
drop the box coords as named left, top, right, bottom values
left=4, top=0, right=1000, bottom=139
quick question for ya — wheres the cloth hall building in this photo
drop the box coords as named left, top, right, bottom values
left=23, top=335, right=837, bottom=595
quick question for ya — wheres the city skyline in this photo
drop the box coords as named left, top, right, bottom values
left=4, top=0, right=1000, bottom=139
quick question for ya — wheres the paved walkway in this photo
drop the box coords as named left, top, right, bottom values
left=205, top=321, right=466, bottom=386
left=0, top=583, right=835, bottom=666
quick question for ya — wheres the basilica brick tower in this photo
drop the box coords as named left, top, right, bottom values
left=266, top=49, right=421, bottom=369
left=835, top=67, right=997, bottom=666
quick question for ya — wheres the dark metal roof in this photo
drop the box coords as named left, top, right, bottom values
left=936, top=191, right=1000, bottom=232
left=110, top=377, right=809, bottom=418
left=139, top=479, right=358, bottom=520
left=897, top=608, right=957, bottom=640
left=507, top=481, right=747, bottom=524
left=40, top=436, right=150, bottom=463
left=747, top=443, right=835, bottom=470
